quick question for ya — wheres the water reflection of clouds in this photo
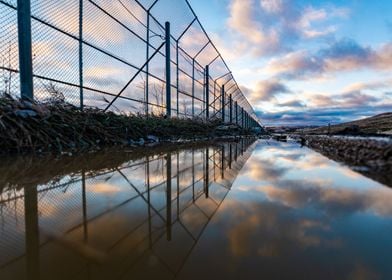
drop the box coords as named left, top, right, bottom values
left=239, top=141, right=392, bottom=217
left=221, top=200, right=338, bottom=258
left=183, top=141, right=392, bottom=278
left=258, top=180, right=392, bottom=217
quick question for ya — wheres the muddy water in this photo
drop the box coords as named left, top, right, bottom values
left=1, top=139, right=392, bottom=280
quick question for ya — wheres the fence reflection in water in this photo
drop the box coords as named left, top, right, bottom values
left=0, top=139, right=256, bottom=280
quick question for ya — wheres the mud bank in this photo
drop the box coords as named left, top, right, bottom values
left=301, top=135, right=392, bottom=187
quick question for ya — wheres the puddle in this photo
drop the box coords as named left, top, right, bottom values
left=1, top=139, right=391, bottom=279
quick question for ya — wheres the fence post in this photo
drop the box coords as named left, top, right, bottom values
left=166, top=152, right=172, bottom=241
left=204, top=148, right=209, bottom=198
left=176, top=41, right=179, bottom=116
left=241, top=108, right=244, bottom=128
left=191, top=59, right=195, bottom=117
left=235, top=101, right=238, bottom=125
left=165, top=22, right=171, bottom=118
left=24, top=184, right=40, bottom=279
left=17, top=0, right=33, bottom=100
left=205, top=65, right=209, bottom=119
left=229, top=95, right=233, bottom=124
left=221, top=85, right=225, bottom=123
left=79, top=0, right=83, bottom=110
left=145, top=11, right=150, bottom=115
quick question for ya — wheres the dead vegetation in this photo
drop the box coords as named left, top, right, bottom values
left=0, top=95, right=246, bottom=155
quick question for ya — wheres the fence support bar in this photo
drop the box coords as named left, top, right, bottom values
left=104, top=42, right=165, bottom=112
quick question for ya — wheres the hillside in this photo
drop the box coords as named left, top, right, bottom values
left=299, top=112, right=392, bottom=135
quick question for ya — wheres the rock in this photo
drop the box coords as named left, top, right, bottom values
left=32, top=104, right=50, bottom=116
left=216, top=125, right=230, bottom=131
left=15, top=109, right=38, bottom=118
left=146, top=135, right=159, bottom=143
left=20, top=100, right=34, bottom=109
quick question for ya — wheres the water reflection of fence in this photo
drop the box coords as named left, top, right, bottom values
left=0, top=139, right=256, bottom=279
left=0, top=0, right=260, bottom=128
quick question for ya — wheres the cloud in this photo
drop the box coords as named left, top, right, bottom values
left=342, top=79, right=392, bottom=94
left=263, top=39, right=392, bottom=79
left=306, top=91, right=381, bottom=108
left=247, top=79, right=292, bottom=102
left=263, top=50, right=323, bottom=78
left=226, top=0, right=349, bottom=57
left=278, top=100, right=306, bottom=108
left=256, top=103, right=392, bottom=126
left=260, top=0, right=284, bottom=14
left=227, top=0, right=280, bottom=55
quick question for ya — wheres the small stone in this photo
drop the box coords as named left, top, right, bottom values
left=15, top=109, right=38, bottom=118
left=146, top=135, right=159, bottom=143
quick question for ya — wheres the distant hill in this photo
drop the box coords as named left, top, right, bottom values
left=299, top=113, right=392, bottom=135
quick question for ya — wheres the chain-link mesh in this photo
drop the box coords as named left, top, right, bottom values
left=0, top=0, right=260, bottom=127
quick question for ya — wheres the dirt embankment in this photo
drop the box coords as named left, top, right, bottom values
left=302, top=135, right=392, bottom=187
left=0, top=96, right=251, bottom=155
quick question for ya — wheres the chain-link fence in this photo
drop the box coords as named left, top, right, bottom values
left=0, top=0, right=261, bottom=128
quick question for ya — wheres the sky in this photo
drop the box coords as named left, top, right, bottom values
left=189, top=0, right=392, bottom=126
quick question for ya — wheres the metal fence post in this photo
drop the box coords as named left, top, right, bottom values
left=235, top=101, right=238, bottom=125
left=176, top=41, right=179, bottom=117
left=221, top=85, right=225, bottom=123
left=205, top=65, right=209, bottom=119
left=166, top=152, right=172, bottom=241
left=229, top=95, right=233, bottom=124
left=145, top=11, right=150, bottom=115
left=24, top=184, right=40, bottom=279
left=17, top=0, right=33, bottom=100
left=165, top=22, right=171, bottom=118
left=204, top=148, right=209, bottom=198
left=213, top=81, right=216, bottom=116
left=191, top=59, right=195, bottom=117
left=221, top=146, right=225, bottom=179
left=79, top=0, right=83, bottom=110
left=241, top=108, right=244, bottom=128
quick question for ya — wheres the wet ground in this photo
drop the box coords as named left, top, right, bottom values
left=1, top=139, right=392, bottom=280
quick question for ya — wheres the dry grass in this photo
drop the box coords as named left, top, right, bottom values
left=0, top=96, right=234, bottom=154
